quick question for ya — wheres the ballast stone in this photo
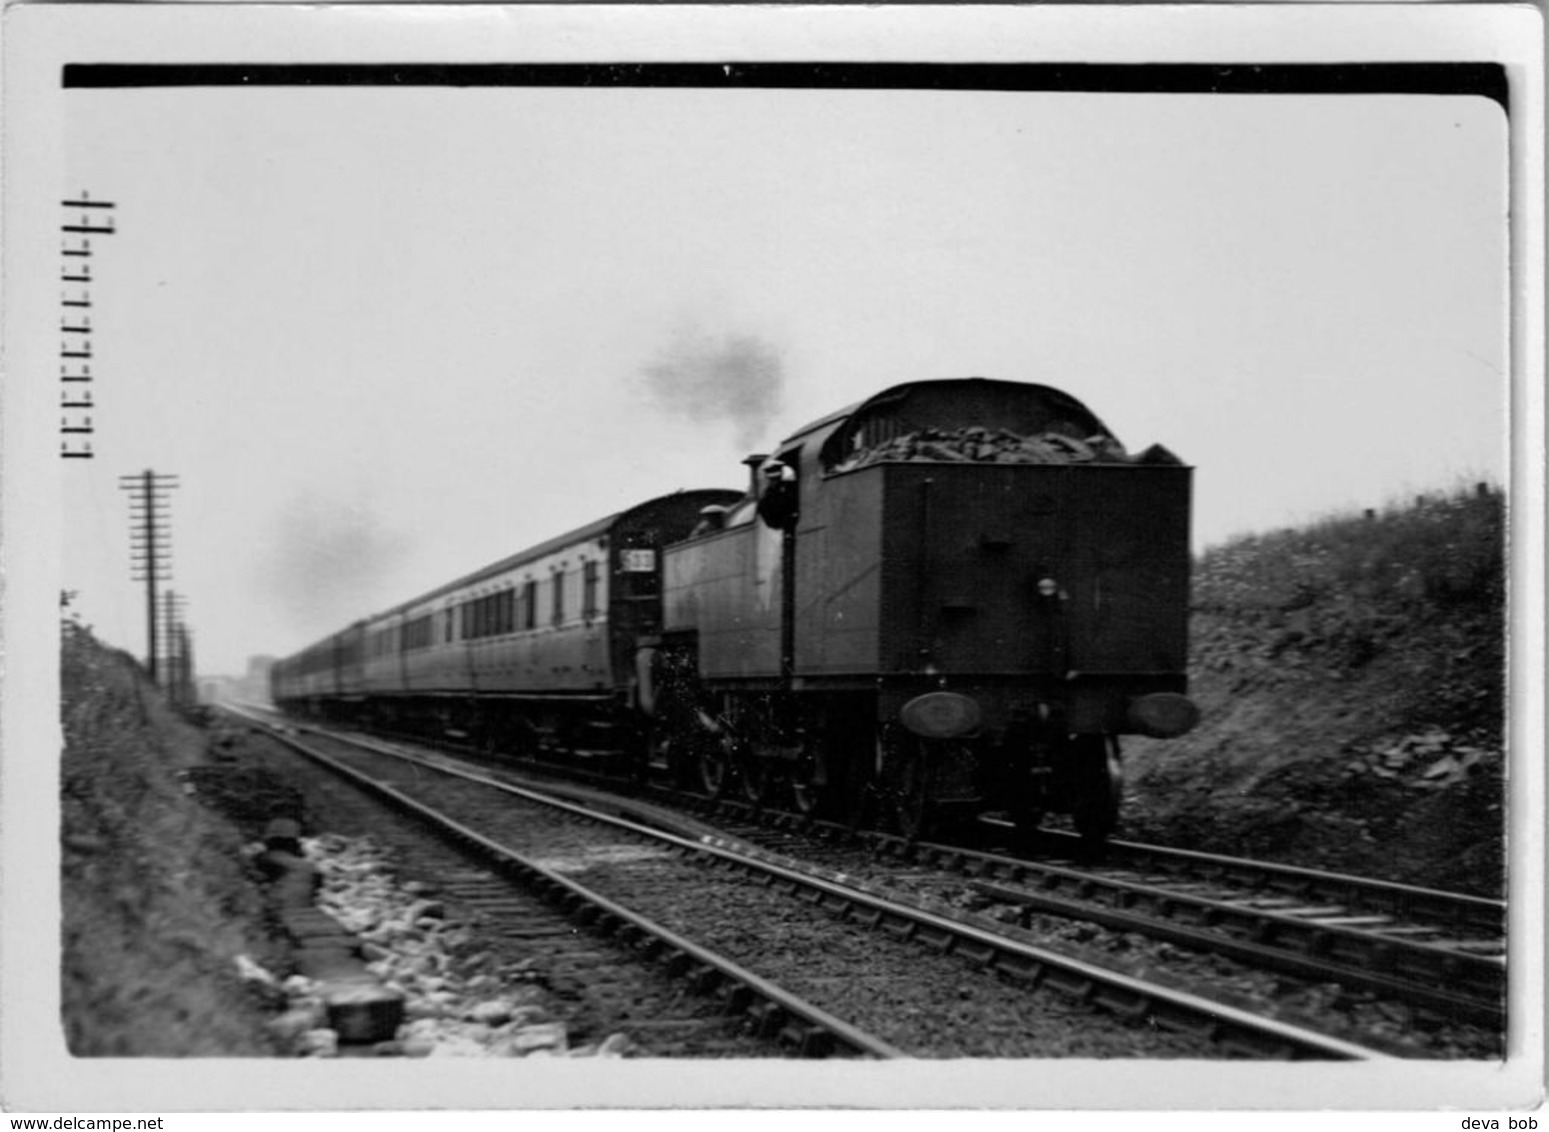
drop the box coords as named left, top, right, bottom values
left=300, top=831, right=638, bottom=1057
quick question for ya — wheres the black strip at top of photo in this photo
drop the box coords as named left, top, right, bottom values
left=61, top=62, right=1508, bottom=109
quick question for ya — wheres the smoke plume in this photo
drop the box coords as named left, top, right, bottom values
left=257, top=492, right=413, bottom=636
left=639, top=326, right=785, bottom=449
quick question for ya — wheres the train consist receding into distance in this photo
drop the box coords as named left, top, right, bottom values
left=272, top=378, right=1199, bottom=844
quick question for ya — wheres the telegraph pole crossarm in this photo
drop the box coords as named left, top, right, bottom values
left=118, top=469, right=179, bottom=681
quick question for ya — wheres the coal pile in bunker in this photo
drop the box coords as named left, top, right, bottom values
left=830, top=425, right=1182, bottom=472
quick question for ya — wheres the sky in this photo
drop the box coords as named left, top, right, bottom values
left=59, top=83, right=1509, bottom=677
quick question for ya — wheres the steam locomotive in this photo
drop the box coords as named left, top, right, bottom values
left=271, top=377, right=1198, bottom=844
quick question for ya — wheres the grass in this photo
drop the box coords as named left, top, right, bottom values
left=60, top=622, right=287, bottom=1055
left=1123, top=484, right=1506, bottom=894
left=1195, top=484, right=1505, bottom=616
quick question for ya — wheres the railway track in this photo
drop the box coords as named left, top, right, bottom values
left=692, top=802, right=1504, bottom=1046
left=229, top=709, right=901, bottom=1059
left=226, top=706, right=1394, bottom=1060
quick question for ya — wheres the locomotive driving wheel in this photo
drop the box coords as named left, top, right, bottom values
left=789, top=751, right=824, bottom=816
left=644, top=726, right=693, bottom=789
left=894, top=741, right=933, bottom=841
left=879, top=730, right=936, bottom=842
left=698, top=738, right=733, bottom=799
left=737, top=746, right=778, bottom=806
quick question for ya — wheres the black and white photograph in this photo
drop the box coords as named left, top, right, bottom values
left=2, top=2, right=1543, bottom=1119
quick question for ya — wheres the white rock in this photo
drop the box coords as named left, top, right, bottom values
left=299, top=1028, right=339, bottom=1058
left=429, top=1037, right=488, bottom=1058
left=596, top=1033, right=633, bottom=1058
left=378, top=918, right=417, bottom=941
left=398, top=1018, right=444, bottom=1041
left=392, top=954, right=431, bottom=979
left=235, top=954, right=279, bottom=986
left=465, top=1000, right=515, bottom=1027
left=507, top=1022, right=567, bottom=1054
left=266, top=1006, right=323, bottom=1042
left=407, top=899, right=447, bottom=921
left=404, top=998, right=446, bottom=1021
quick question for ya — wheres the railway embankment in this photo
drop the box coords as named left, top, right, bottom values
left=1123, top=485, right=1506, bottom=897
left=59, top=622, right=291, bottom=1055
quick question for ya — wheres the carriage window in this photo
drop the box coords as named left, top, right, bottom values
left=551, top=569, right=565, bottom=625
left=582, top=560, right=599, bottom=621
left=403, top=614, right=433, bottom=652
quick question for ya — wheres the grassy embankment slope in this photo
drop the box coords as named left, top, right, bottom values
left=1123, top=486, right=1507, bottom=898
left=59, top=623, right=290, bottom=1055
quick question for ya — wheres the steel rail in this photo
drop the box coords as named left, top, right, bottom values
left=711, top=802, right=1505, bottom=1026
left=966, top=877, right=1501, bottom=1025
left=912, top=842, right=1504, bottom=1015
left=747, top=805, right=1503, bottom=940
left=233, top=709, right=1391, bottom=1061
left=234, top=711, right=907, bottom=1060
left=757, top=804, right=1503, bottom=952
left=1063, top=831, right=1504, bottom=937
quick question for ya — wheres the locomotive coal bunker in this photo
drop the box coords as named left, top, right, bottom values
left=273, top=377, right=1198, bottom=846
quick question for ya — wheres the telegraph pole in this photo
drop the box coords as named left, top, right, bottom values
left=162, top=590, right=194, bottom=704
left=60, top=192, right=115, bottom=459
left=163, top=589, right=186, bottom=692
left=118, top=470, right=178, bottom=681
left=175, top=624, right=197, bottom=706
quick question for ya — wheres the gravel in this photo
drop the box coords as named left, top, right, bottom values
left=305, top=739, right=1234, bottom=1058
left=215, top=727, right=792, bottom=1057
